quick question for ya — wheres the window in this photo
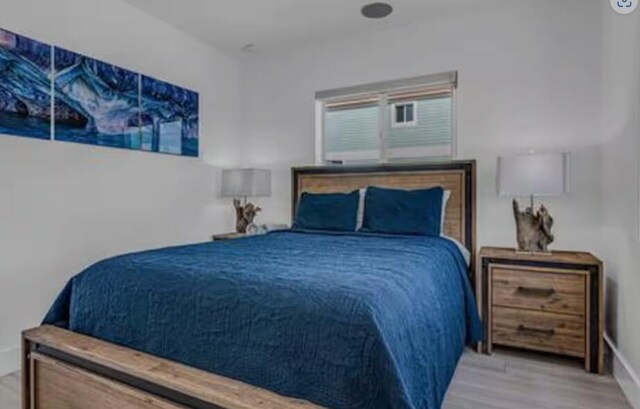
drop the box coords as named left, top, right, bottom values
left=315, top=72, right=456, bottom=164
left=391, top=102, right=417, bottom=127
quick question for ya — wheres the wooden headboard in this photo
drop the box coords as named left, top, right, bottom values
left=291, top=161, right=477, bottom=278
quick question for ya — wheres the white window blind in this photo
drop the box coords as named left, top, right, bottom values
left=324, top=97, right=380, bottom=162
left=316, top=72, right=456, bottom=164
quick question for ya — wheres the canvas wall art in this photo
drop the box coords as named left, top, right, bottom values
left=54, top=48, right=141, bottom=150
left=0, top=28, right=52, bottom=140
left=140, top=76, right=199, bottom=157
left=0, top=26, right=199, bottom=157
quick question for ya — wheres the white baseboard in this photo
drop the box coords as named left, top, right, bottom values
left=606, top=334, right=640, bottom=409
left=0, top=345, right=19, bottom=377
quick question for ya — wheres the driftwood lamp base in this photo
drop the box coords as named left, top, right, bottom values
left=512, top=199, right=554, bottom=253
left=233, top=198, right=261, bottom=233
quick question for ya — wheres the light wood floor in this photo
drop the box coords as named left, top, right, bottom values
left=0, top=348, right=632, bottom=409
left=0, top=371, right=19, bottom=409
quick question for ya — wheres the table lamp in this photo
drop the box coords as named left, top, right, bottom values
left=497, top=152, right=568, bottom=253
left=221, top=168, right=271, bottom=233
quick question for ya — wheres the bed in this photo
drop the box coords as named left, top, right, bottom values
left=23, top=161, right=481, bottom=409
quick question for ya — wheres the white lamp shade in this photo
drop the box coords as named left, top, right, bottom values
left=221, top=168, right=271, bottom=198
left=497, top=152, right=568, bottom=197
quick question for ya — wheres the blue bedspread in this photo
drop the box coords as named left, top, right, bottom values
left=44, top=230, right=482, bottom=409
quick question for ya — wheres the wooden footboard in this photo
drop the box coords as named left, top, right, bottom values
left=22, top=326, right=324, bottom=409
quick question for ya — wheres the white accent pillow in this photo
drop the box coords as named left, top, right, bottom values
left=356, top=188, right=366, bottom=230
left=441, top=190, right=451, bottom=235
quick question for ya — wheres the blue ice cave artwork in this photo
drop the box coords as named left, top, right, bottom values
left=54, top=48, right=141, bottom=150
left=140, top=76, right=199, bottom=157
left=0, top=28, right=52, bottom=140
left=0, top=25, right=199, bottom=157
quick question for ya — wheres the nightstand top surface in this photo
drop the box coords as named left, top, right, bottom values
left=212, top=232, right=247, bottom=240
left=479, top=247, right=601, bottom=266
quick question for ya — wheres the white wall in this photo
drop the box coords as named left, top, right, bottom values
left=601, top=2, right=640, bottom=406
left=239, top=1, right=603, bottom=252
left=0, top=0, right=241, bottom=375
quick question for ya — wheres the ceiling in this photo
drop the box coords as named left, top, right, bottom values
left=123, top=0, right=488, bottom=54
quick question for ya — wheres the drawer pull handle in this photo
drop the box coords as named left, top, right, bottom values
left=517, top=325, right=555, bottom=336
left=516, top=286, right=556, bottom=297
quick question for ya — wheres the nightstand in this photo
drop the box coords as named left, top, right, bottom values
left=211, top=232, right=246, bottom=241
left=477, top=247, right=604, bottom=374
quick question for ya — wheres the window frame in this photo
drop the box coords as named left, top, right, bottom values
left=315, top=72, right=458, bottom=165
left=390, top=101, right=418, bottom=128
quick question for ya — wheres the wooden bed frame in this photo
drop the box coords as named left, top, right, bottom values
left=292, top=161, right=477, bottom=281
left=23, top=160, right=477, bottom=409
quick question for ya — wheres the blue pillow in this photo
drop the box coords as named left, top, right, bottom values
left=293, top=191, right=360, bottom=232
left=362, top=186, right=444, bottom=235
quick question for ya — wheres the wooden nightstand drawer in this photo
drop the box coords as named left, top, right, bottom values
left=492, top=307, right=585, bottom=358
left=492, top=267, right=586, bottom=316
